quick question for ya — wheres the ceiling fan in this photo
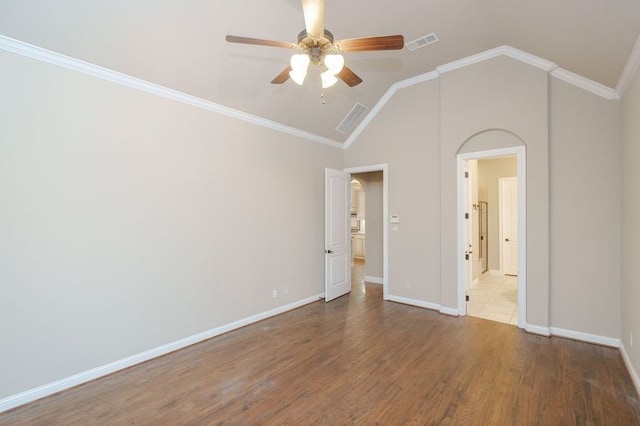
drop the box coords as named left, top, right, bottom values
left=225, top=0, right=404, bottom=88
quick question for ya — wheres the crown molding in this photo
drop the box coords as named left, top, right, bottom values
left=0, top=35, right=343, bottom=149
left=551, top=67, right=620, bottom=99
left=343, top=71, right=439, bottom=149
left=616, top=32, right=640, bottom=97
left=0, top=35, right=624, bottom=150
left=344, top=45, right=617, bottom=149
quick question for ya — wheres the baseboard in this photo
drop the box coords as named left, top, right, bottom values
left=620, top=343, right=640, bottom=397
left=549, top=327, right=620, bottom=348
left=525, top=324, right=551, bottom=336
left=386, top=294, right=441, bottom=311
left=364, top=275, right=383, bottom=285
left=439, top=306, right=459, bottom=316
left=0, top=293, right=323, bottom=413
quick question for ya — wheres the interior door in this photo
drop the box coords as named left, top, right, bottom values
left=501, top=177, right=518, bottom=276
left=325, top=168, right=351, bottom=301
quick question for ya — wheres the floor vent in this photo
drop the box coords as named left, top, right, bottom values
left=336, top=103, right=368, bottom=134
left=406, top=33, right=438, bottom=51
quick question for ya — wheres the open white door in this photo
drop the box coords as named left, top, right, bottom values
left=500, top=177, right=519, bottom=276
left=325, top=168, right=351, bottom=302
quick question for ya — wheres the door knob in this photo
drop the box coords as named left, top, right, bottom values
left=505, top=238, right=510, bottom=242
left=325, top=249, right=333, bottom=254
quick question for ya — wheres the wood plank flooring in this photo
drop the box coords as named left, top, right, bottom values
left=2, top=262, right=639, bottom=424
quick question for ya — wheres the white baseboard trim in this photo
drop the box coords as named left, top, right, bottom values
left=620, top=343, right=640, bottom=397
left=439, top=306, right=459, bottom=316
left=364, top=275, right=383, bottom=285
left=489, top=269, right=501, bottom=276
left=386, top=294, right=441, bottom=311
left=525, top=324, right=551, bottom=336
left=549, top=327, right=620, bottom=348
left=0, top=293, right=323, bottom=413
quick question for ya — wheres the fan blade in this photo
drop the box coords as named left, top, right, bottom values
left=301, top=0, right=325, bottom=38
left=226, top=35, right=295, bottom=49
left=336, top=35, right=405, bottom=52
left=271, top=66, right=292, bottom=84
left=337, top=66, right=363, bottom=87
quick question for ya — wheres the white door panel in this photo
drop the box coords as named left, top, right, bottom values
left=325, top=168, right=351, bottom=301
left=501, top=177, right=518, bottom=276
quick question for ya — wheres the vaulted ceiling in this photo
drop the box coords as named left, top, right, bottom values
left=1, top=0, right=639, bottom=143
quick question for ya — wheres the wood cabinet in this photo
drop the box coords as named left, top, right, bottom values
left=352, top=235, right=365, bottom=258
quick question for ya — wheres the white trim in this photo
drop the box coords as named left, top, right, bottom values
left=616, top=32, right=640, bottom=96
left=343, top=86, right=397, bottom=149
left=501, top=46, right=558, bottom=72
left=344, top=164, right=389, bottom=300
left=549, top=327, right=620, bottom=348
left=551, top=68, right=620, bottom=100
left=525, top=324, right=551, bottom=336
left=620, top=343, right=640, bottom=397
left=364, top=275, right=383, bottom=284
left=0, top=35, right=622, bottom=151
left=439, top=306, right=459, bottom=316
left=0, top=35, right=343, bottom=149
left=0, top=293, right=323, bottom=413
left=457, top=147, right=527, bottom=329
left=387, top=295, right=441, bottom=311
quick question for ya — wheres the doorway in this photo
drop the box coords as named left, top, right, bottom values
left=457, top=147, right=526, bottom=328
left=344, top=164, right=388, bottom=300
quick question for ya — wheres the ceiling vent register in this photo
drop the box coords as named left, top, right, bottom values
left=336, top=102, right=368, bottom=134
left=406, top=33, right=438, bottom=51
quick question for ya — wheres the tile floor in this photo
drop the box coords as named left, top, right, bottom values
left=468, top=273, right=518, bottom=325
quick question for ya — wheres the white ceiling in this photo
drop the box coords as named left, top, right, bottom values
left=1, top=0, right=639, bottom=143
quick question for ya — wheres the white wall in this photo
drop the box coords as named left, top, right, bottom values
left=622, top=62, right=640, bottom=377
left=0, top=50, right=342, bottom=399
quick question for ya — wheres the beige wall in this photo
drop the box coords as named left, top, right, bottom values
left=440, top=56, right=549, bottom=325
left=549, top=78, right=621, bottom=338
left=622, top=63, right=640, bottom=376
left=352, top=171, right=384, bottom=279
left=0, top=50, right=342, bottom=399
left=346, top=55, right=623, bottom=338
left=477, top=157, right=518, bottom=272
left=344, top=81, right=442, bottom=303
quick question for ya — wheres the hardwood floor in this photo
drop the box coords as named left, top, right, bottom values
left=2, top=262, right=639, bottom=424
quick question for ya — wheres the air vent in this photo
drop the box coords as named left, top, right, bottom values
left=406, top=33, right=438, bottom=51
left=336, top=103, right=368, bottom=134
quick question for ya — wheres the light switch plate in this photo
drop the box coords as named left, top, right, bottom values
left=390, top=215, right=400, bottom=224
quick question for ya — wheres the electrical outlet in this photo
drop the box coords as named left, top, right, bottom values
left=272, top=289, right=279, bottom=299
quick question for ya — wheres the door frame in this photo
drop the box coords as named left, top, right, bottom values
left=456, top=147, right=526, bottom=329
left=344, top=164, right=389, bottom=300
left=498, top=176, right=518, bottom=276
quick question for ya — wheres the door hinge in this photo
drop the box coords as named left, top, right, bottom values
left=464, top=171, right=469, bottom=178
left=465, top=253, right=469, bottom=260
left=465, top=213, right=469, bottom=219
left=466, top=295, right=470, bottom=302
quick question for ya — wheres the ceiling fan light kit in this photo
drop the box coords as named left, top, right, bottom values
left=226, top=0, right=404, bottom=89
